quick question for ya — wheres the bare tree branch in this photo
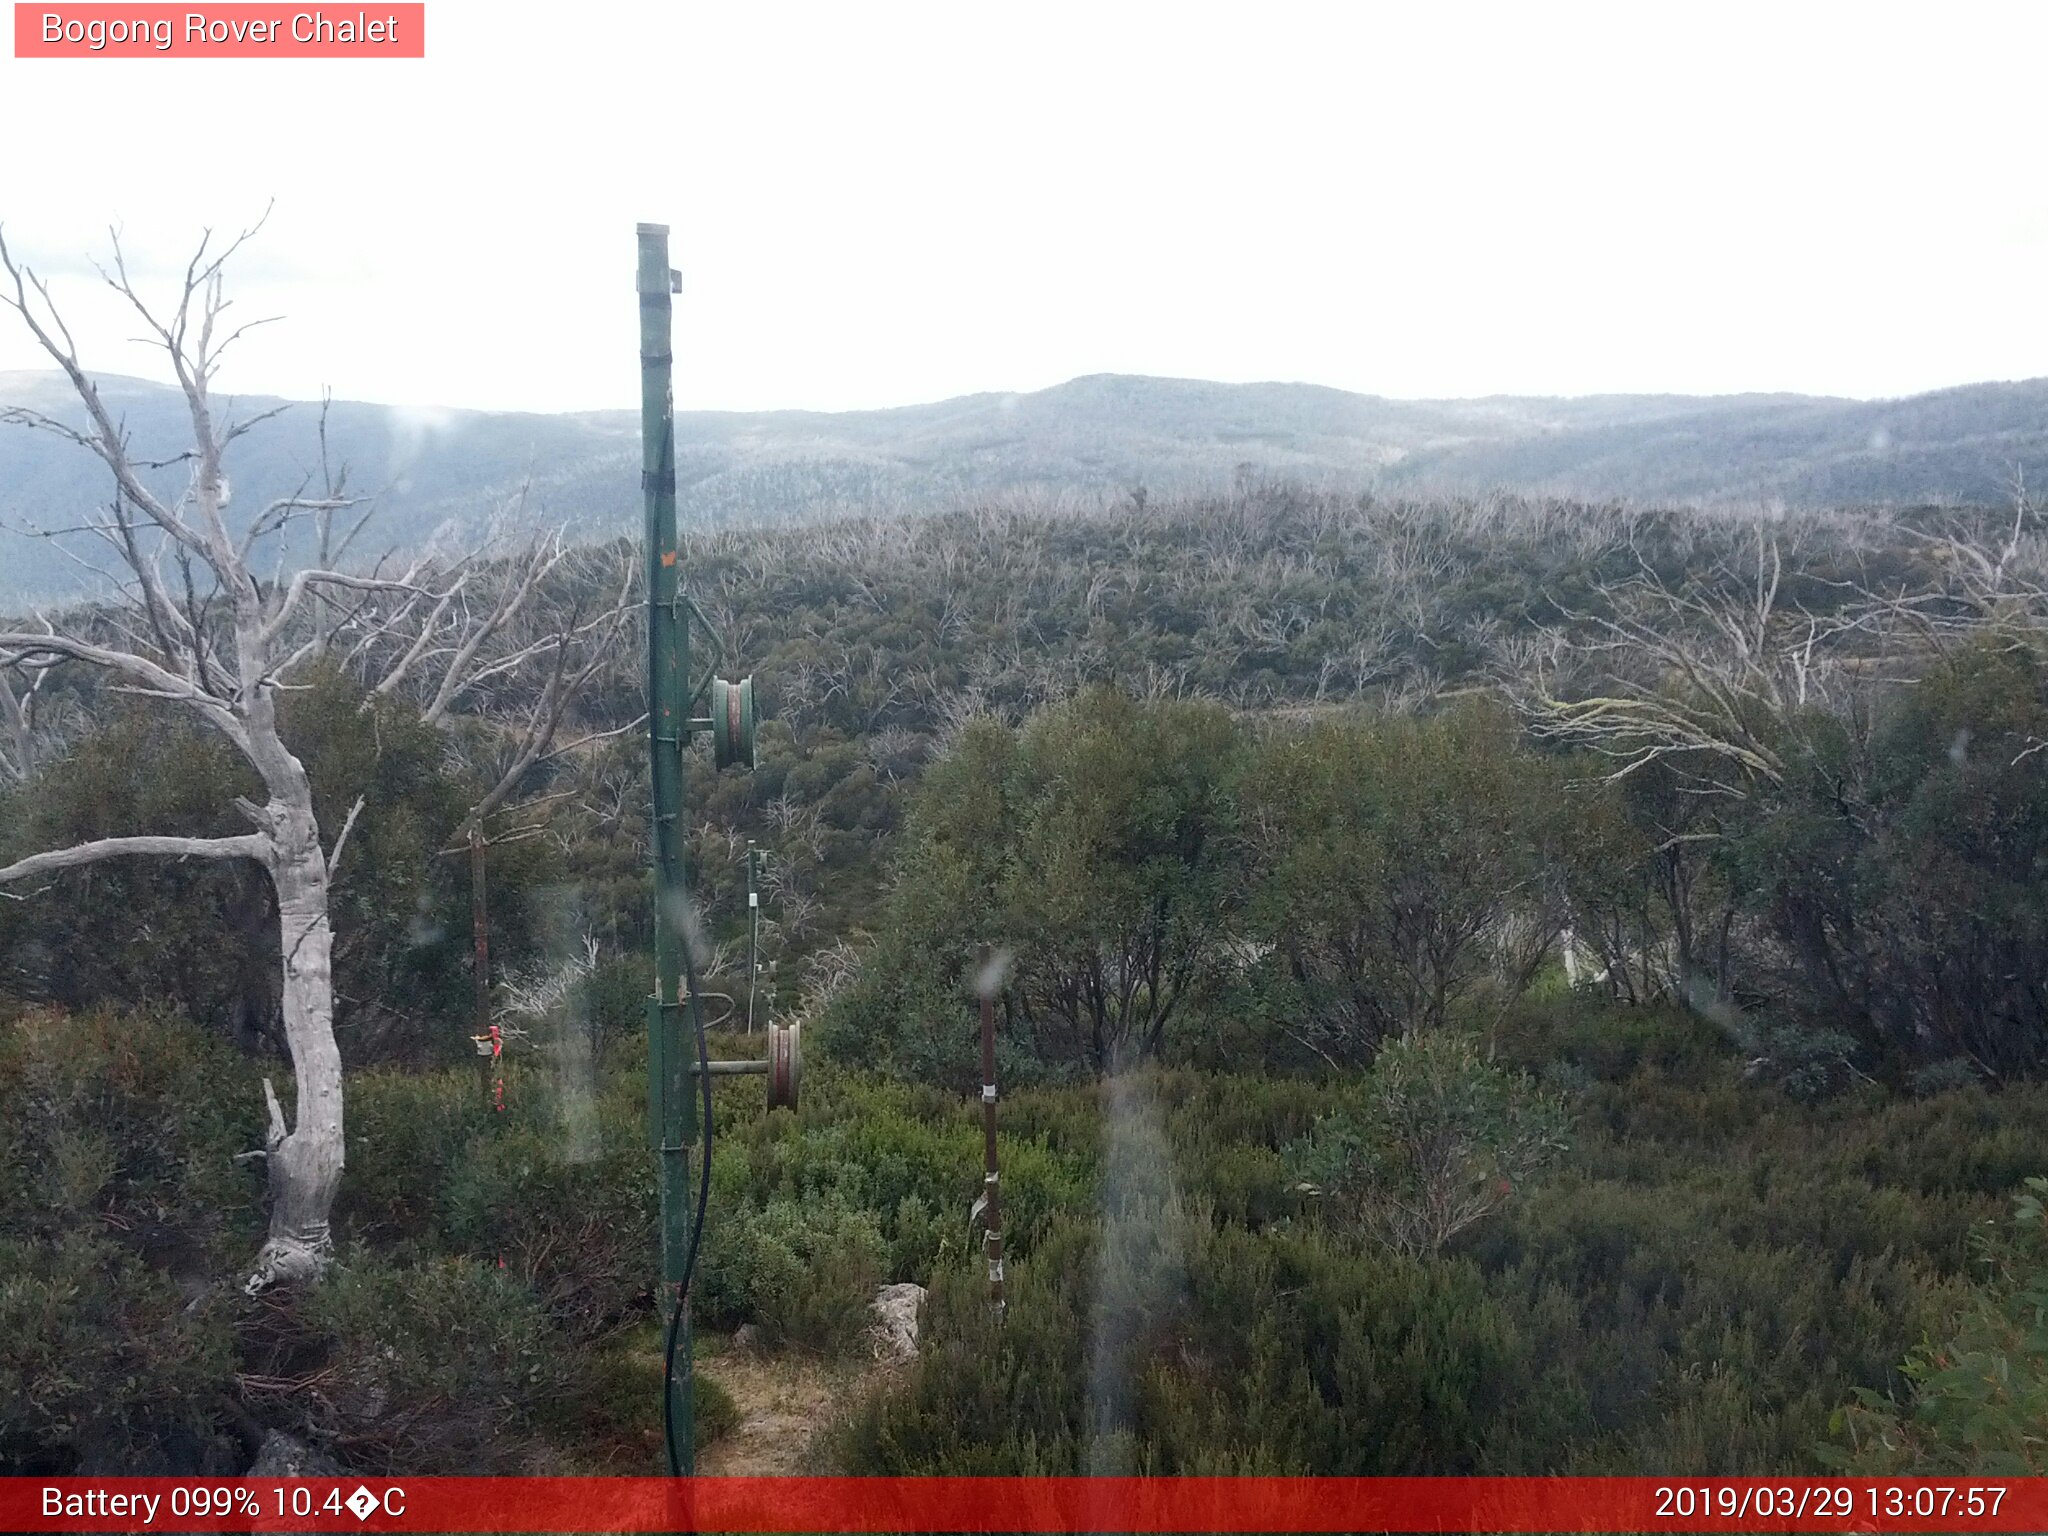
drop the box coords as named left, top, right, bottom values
left=0, top=831, right=268, bottom=886
left=326, top=793, right=367, bottom=876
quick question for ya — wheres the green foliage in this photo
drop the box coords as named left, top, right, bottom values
left=1498, top=993, right=1734, bottom=1085
left=1723, top=640, right=2048, bottom=1082
left=1826, top=1178, right=2048, bottom=1475
left=1243, top=702, right=1590, bottom=1059
left=0, top=669, right=553, bottom=1066
left=841, top=692, right=1622, bottom=1087
left=335, top=1068, right=490, bottom=1244
left=701, top=1059, right=1087, bottom=1277
left=0, top=1232, right=235, bottom=1474
left=694, top=1369, right=742, bottom=1447
left=1732, top=1017, right=1863, bottom=1106
left=346, top=1053, right=1017, bottom=1361
left=583, top=951, right=657, bottom=1044
left=0, top=708, right=263, bottom=1041
left=1286, top=1031, right=1571, bottom=1256
left=284, top=670, right=551, bottom=1065
left=6, top=992, right=2046, bottom=1477
left=840, top=1018, right=2040, bottom=1476
left=699, top=1060, right=1086, bottom=1343
left=0, top=1007, right=726, bottom=1476
left=540, top=1327, right=738, bottom=1464
left=0, top=1010, right=258, bottom=1474
left=6, top=485, right=2048, bottom=1480
left=696, top=1193, right=885, bottom=1351
left=828, top=689, right=1245, bottom=1080
left=0, top=1008, right=262, bottom=1262
left=1001, top=690, right=1244, bottom=1072
left=342, top=1060, right=655, bottom=1343
left=439, top=1101, right=655, bottom=1344
left=289, top=1254, right=583, bottom=1473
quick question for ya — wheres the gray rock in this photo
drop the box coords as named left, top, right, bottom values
left=247, top=1429, right=341, bottom=1478
left=868, top=1282, right=927, bottom=1364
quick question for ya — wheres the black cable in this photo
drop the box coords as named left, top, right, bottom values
left=662, top=929, right=715, bottom=1478
left=692, top=991, right=739, bottom=1031
left=651, top=353, right=714, bottom=1478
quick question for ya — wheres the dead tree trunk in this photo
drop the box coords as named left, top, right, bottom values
left=0, top=220, right=627, bottom=1292
left=244, top=797, right=346, bottom=1290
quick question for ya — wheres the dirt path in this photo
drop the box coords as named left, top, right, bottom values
left=696, top=1350, right=877, bottom=1475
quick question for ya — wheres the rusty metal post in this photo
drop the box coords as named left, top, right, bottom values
left=745, top=840, right=761, bottom=1034
left=469, top=827, right=499, bottom=1112
left=975, top=944, right=1005, bottom=1315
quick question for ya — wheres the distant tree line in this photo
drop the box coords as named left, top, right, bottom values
left=9, top=482, right=2043, bottom=1096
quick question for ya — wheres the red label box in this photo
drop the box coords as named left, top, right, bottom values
left=14, top=3, right=424, bottom=56
left=4, top=1477, right=2047, bottom=1533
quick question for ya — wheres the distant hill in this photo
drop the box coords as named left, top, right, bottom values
left=3, top=369, right=2044, bottom=605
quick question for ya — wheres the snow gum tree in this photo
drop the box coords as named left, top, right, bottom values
left=0, top=220, right=628, bottom=1292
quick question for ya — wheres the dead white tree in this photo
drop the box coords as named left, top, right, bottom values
left=1520, top=533, right=1859, bottom=797
left=347, top=529, right=640, bottom=840
left=1508, top=532, right=1872, bottom=1001
left=1527, top=505, right=2046, bottom=795
left=1880, top=473, right=2048, bottom=657
left=0, top=221, right=617, bottom=1293
left=0, top=661, right=51, bottom=782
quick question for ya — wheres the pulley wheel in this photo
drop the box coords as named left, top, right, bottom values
left=712, top=676, right=757, bottom=770
left=767, top=1019, right=801, bottom=1111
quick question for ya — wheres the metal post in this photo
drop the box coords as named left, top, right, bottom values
left=745, top=840, right=760, bottom=1034
left=640, top=221, right=696, bottom=1472
left=469, top=827, right=493, bottom=1110
left=977, top=945, right=1006, bottom=1315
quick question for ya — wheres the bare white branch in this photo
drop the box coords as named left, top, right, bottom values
left=0, top=831, right=269, bottom=886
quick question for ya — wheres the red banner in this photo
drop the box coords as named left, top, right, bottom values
left=4, top=1477, right=2044, bottom=1532
left=13, top=4, right=424, bottom=57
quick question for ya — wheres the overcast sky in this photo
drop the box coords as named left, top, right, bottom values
left=1, top=1, right=2043, bottom=415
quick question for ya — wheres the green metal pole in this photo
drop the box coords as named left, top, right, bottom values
left=639, top=221, right=696, bottom=1472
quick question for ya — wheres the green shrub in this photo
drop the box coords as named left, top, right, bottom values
left=826, top=693, right=1246, bottom=1081
left=439, top=1097, right=654, bottom=1343
left=289, top=1254, right=582, bottom=1473
left=1286, top=1032, right=1570, bottom=1256
left=0, top=1231, right=235, bottom=1474
left=7, top=962, right=2043, bottom=1479
left=696, top=1193, right=886, bottom=1352
left=1241, top=701, right=1589, bottom=1057
left=337, top=1068, right=484, bottom=1243
left=700, top=1064, right=1092, bottom=1277
left=551, top=1329, right=739, bottom=1468
left=0, top=1008, right=262, bottom=1261
left=1498, top=996, right=1734, bottom=1085
left=841, top=1213, right=1552, bottom=1475
left=344, top=1061, right=655, bottom=1342
left=1732, top=1017, right=1863, bottom=1105
left=0, top=675, right=557, bottom=1067
left=1826, top=1178, right=2048, bottom=1474
left=583, top=952, right=655, bottom=1045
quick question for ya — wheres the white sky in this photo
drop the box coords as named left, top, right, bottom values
left=1, top=1, right=2044, bottom=414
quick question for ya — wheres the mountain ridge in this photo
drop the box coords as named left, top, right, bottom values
left=3, top=369, right=2044, bottom=605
